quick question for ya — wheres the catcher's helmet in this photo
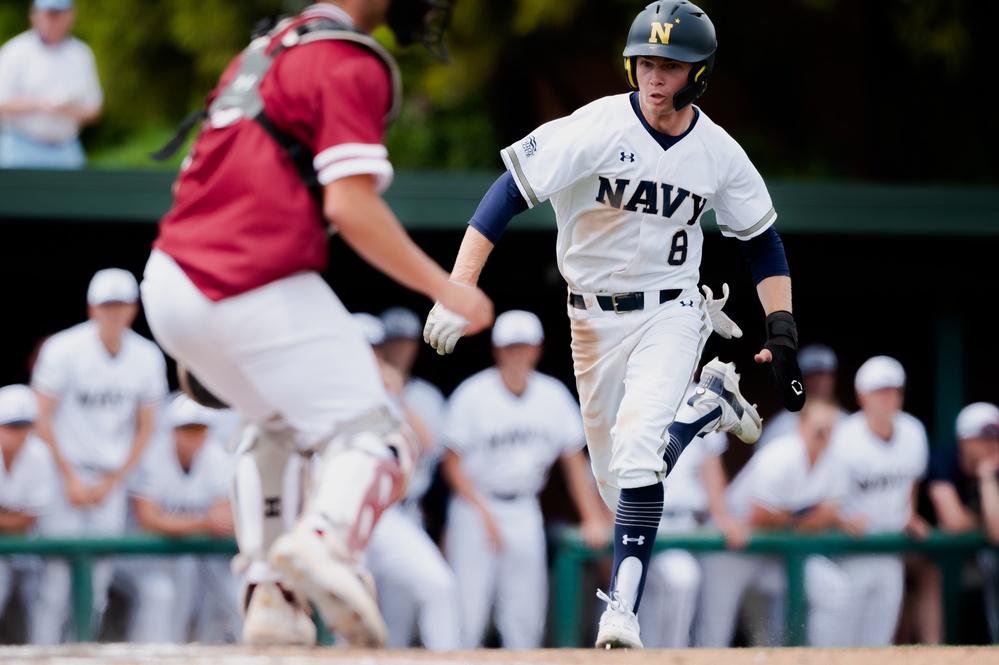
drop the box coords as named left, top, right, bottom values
left=623, top=1, right=717, bottom=111
left=387, top=0, right=455, bottom=62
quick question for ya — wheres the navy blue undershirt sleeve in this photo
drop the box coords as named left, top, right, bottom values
left=739, top=227, right=790, bottom=285
left=467, top=171, right=529, bottom=244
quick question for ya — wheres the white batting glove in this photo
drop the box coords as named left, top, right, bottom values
left=424, top=302, right=468, bottom=355
left=701, top=283, right=743, bottom=339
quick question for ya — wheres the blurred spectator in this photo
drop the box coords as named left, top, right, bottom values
left=924, top=402, right=999, bottom=643
left=0, top=385, right=57, bottom=644
left=0, top=0, right=102, bottom=169
left=440, top=310, right=611, bottom=648
left=754, top=343, right=850, bottom=450
left=637, top=429, right=727, bottom=648
left=122, top=393, right=241, bottom=644
left=29, top=268, right=168, bottom=644
left=364, top=308, right=461, bottom=650
left=833, top=355, right=931, bottom=646
left=694, top=395, right=863, bottom=647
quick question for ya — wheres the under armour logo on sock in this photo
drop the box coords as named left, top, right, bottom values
left=622, top=534, right=645, bottom=545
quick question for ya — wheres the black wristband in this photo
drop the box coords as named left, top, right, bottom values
left=764, top=310, right=798, bottom=350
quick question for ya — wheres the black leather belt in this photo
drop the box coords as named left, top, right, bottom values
left=569, top=289, right=682, bottom=313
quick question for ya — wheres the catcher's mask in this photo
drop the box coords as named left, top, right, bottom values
left=387, top=0, right=455, bottom=62
left=623, top=0, right=716, bottom=111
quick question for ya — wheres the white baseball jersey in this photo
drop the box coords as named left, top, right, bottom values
left=660, top=430, right=728, bottom=531
left=0, top=435, right=57, bottom=517
left=834, top=410, right=929, bottom=531
left=31, top=321, right=169, bottom=472
left=442, top=368, right=584, bottom=497
left=755, top=406, right=851, bottom=451
left=400, top=376, right=446, bottom=503
left=501, top=95, right=775, bottom=295
left=130, top=435, right=233, bottom=516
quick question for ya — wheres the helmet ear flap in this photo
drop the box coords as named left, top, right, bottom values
left=624, top=56, right=638, bottom=90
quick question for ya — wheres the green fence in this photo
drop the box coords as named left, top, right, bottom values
left=549, top=527, right=998, bottom=647
left=3, top=530, right=995, bottom=646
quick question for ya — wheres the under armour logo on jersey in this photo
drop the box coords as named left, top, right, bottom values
left=522, top=135, right=537, bottom=157
left=620, top=151, right=635, bottom=162
left=679, top=299, right=694, bottom=307
left=622, top=534, right=645, bottom=546
left=791, top=379, right=804, bottom=396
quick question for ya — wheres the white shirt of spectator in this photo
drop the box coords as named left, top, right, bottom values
left=31, top=320, right=168, bottom=473
left=834, top=410, right=929, bottom=532
left=0, top=30, right=103, bottom=143
left=724, top=429, right=849, bottom=523
left=0, top=434, right=57, bottom=518
left=442, top=368, right=584, bottom=498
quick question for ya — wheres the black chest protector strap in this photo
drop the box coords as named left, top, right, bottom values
left=151, top=16, right=402, bottom=206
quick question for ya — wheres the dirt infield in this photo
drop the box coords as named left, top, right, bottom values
left=0, top=644, right=997, bottom=665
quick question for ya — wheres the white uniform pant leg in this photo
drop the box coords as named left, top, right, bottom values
left=367, top=507, right=460, bottom=650
left=445, top=497, right=497, bottom=648
left=750, top=559, right=787, bottom=646
left=493, top=499, right=547, bottom=648
left=805, top=554, right=851, bottom=647
left=141, top=249, right=388, bottom=449
left=838, top=554, right=905, bottom=646
left=638, top=549, right=701, bottom=648
left=568, top=298, right=708, bottom=504
left=113, top=556, right=177, bottom=643
left=693, top=551, right=763, bottom=647
left=190, top=556, right=242, bottom=644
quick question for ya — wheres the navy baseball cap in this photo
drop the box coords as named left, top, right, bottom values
left=798, top=344, right=838, bottom=375
left=33, top=0, right=74, bottom=11
left=379, top=307, right=422, bottom=340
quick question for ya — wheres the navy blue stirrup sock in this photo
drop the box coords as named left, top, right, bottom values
left=662, top=407, right=720, bottom=476
left=609, top=483, right=664, bottom=612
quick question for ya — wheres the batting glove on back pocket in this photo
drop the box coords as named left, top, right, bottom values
left=424, top=302, right=467, bottom=355
left=764, top=311, right=806, bottom=412
left=701, top=283, right=743, bottom=339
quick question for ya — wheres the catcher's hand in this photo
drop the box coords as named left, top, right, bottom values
left=757, top=311, right=806, bottom=412
left=424, top=302, right=468, bottom=355
left=701, top=283, right=742, bottom=339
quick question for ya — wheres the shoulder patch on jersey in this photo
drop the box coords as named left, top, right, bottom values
left=522, top=135, right=537, bottom=157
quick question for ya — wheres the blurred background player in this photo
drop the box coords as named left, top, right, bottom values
left=694, top=395, right=863, bottom=647
left=923, top=401, right=999, bottom=643
left=124, top=393, right=241, bottom=644
left=354, top=312, right=461, bottom=650
left=30, top=267, right=168, bottom=644
left=439, top=310, right=611, bottom=648
left=0, top=0, right=103, bottom=169
left=833, top=355, right=930, bottom=646
left=0, top=385, right=57, bottom=643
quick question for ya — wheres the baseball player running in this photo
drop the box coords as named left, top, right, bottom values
left=423, top=0, right=805, bottom=649
left=139, top=0, right=491, bottom=648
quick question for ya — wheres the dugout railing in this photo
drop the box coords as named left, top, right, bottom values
left=549, top=527, right=999, bottom=648
left=1, top=530, right=995, bottom=646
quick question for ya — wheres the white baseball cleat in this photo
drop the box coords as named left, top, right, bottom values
left=688, top=357, right=763, bottom=443
left=241, top=580, right=317, bottom=647
left=269, top=523, right=387, bottom=648
left=595, top=589, right=643, bottom=649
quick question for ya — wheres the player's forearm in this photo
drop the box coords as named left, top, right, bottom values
left=448, top=226, right=495, bottom=286
left=135, top=501, right=211, bottom=536
left=979, top=474, right=999, bottom=544
left=755, top=275, right=792, bottom=315
left=561, top=451, right=608, bottom=524
left=0, top=510, right=36, bottom=533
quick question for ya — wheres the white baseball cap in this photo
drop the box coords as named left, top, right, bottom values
left=492, top=310, right=544, bottom=347
left=854, top=355, right=906, bottom=394
left=955, top=402, right=999, bottom=440
left=167, top=393, right=216, bottom=428
left=87, top=268, right=139, bottom=306
left=0, top=384, right=38, bottom=427
left=798, top=343, right=838, bottom=374
left=353, top=312, right=386, bottom=346
left=379, top=307, right=421, bottom=340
